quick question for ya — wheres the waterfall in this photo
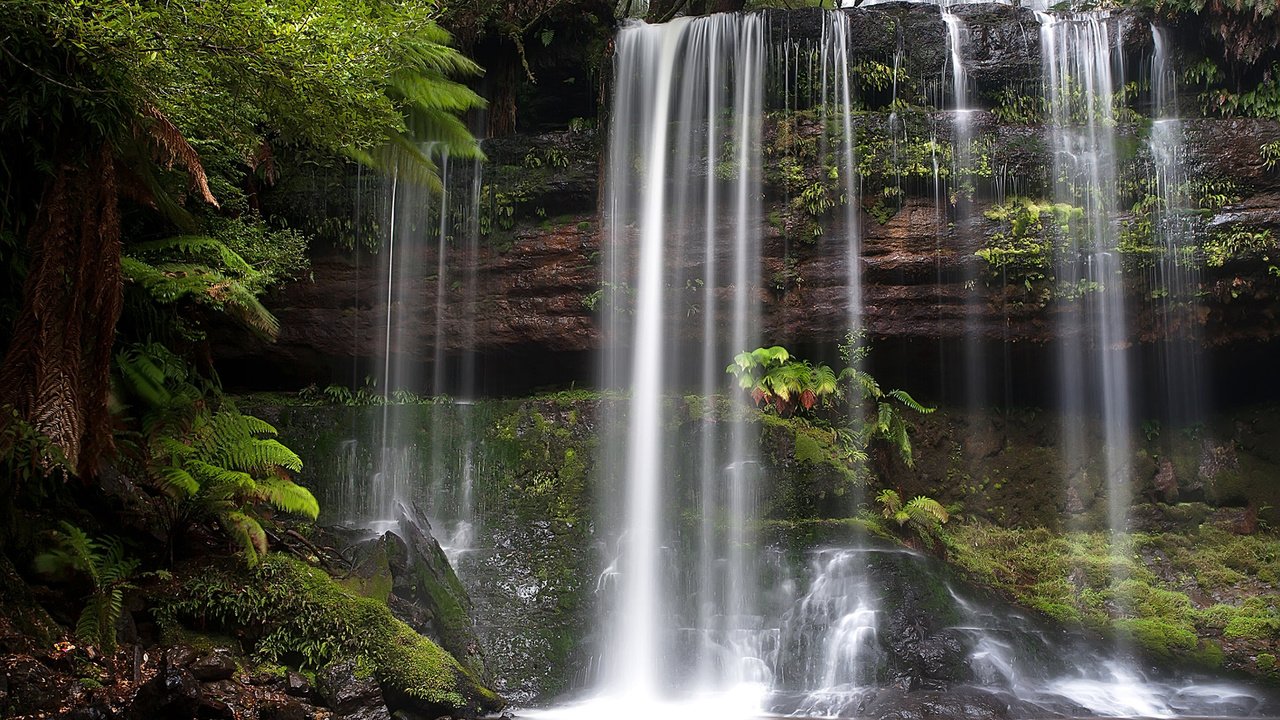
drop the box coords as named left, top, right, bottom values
left=1148, top=25, right=1205, bottom=431
left=1039, top=10, right=1133, bottom=554
left=325, top=150, right=484, bottom=544
left=599, top=14, right=765, bottom=702
left=517, top=7, right=1275, bottom=720
left=943, top=9, right=987, bottom=414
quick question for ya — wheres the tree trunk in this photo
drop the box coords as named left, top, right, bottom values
left=487, top=50, right=519, bottom=138
left=709, top=0, right=746, bottom=12
left=0, top=145, right=123, bottom=477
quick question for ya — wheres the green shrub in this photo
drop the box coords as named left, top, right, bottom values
left=162, top=554, right=498, bottom=712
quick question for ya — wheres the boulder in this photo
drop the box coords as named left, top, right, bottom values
left=127, top=652, right=202, bottom=719
left=861, top=686, right=1019, bottom=720
left=318, top=659, right=390, bottom=720
left=1, top=654, right=79, bottom=715
left=189, top=647, right=238, bottom=682
left=391, top=503, right=491, bottom=685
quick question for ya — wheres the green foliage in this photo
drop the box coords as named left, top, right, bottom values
left=729, top=338, right=932, bottom=477
left=33, top=523, right=140, bottom=651
left=976, top=198, right=1088, bottom=302
left=840, top=332, right=935, bottom=468
left=0, top=405, right=68, bottom=490
left=1262, top=141, right=1280, bottom=171
left=877, top=489, right=950, bottom=546
left=727, top=347, right=841, bottom=416
left=116, top=345, right=317, bottom=565
left=992, top=88, right=1047, bottom=125
left=122, top=233, right=284, bottom=339
left=1202, top=225, right=1279, bottom=267
left=161, top=554, right=496, bottom=711
left=1, top=0, right=482, bottom=180
left=1201, top=63, right=1280, bottom=120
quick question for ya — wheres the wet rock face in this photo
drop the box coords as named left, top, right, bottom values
left=127, top=651, right=202, bottom=720
left=873, top=555, right=973, bottom=688
left=215, top=4, right=1280, bottom=396
left=860, top=686, right=1015, bottom=720
left=318, top=659, right=392, bottom=720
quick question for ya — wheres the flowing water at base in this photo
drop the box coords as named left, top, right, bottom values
left=525, top=544, right=1274, bottom=720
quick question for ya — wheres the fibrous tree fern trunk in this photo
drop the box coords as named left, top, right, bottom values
left=0, top=145, right=123, bottom=477
left=487, top=50, right=519, bottom=138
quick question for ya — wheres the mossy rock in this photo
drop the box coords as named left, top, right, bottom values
left=158, top=554, right=503, bottom=717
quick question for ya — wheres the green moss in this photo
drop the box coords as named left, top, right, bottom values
left=794, top=431, right=827, bottom=465
left=1196, top=603, right=1241, bottom=630
left=160, top=554, right=499, bottom=713
left=945, top=520, right=1280, bottom=668
left=341, top=543, right=393, bottom=604
left=1225, top=614, right=1280, bottom=642
left=1116, top=618, right=1199, bottom=657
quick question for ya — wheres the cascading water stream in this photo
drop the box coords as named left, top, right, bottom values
left=596, top=14, right=766, bottom=705
left=1148, top=25, right=1205, bottom=431
left=323, top=150, right=485, bottom=548
left=942, top=9, right=987, bottom=414
left=522, top=7, right=1274, bottom=720
left=1039, top=9, right=1133, bottom=577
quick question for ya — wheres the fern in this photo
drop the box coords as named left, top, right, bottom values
left=34, top=523, right=139, bottom=651
left=877, top=490, right=950, bottom=550
left=905, top=496, right=949, bottom=526
left=877, top=489, right=903, bottom=518
left=121, top=234, right=281, bottom=339
left=888, top=389, right=934, bottom=415
left=115, top=345, right=319, bottom=565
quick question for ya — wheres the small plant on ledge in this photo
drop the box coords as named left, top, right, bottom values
left=726, top=337, right=935, bottom=478
left=877, top=489, right=950, bottom=553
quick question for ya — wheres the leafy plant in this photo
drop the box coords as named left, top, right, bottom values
left=34, top=523, right=140, bottom=651
left=1263, top=141, right=1280, bottom=171
left=877, top=489, right=950, bottom=548
left=729, top=337, right=934, bottom=470
left=840, top=331, right=935, bottom=468
left=116, top=345, right=317, bottom=565
left=122, top=234, right=281, bottom=339
left=726, top=346, right=840, bottom=416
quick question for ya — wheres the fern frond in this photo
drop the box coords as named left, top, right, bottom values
left=251, top=477, right=320, bottom=519
left=76, top=596, right=106, bottom=648
left=116, top=349, right=172, bottom=408
left=207, top=437, right=303, bottom=474
left=390, top=70, right=486, bottom=116
left=235, top=414, right=278, bottom=438
left=33, top=523, right=99, bottom=585
left=399, top=31, right=485, bottom=77
left=121, top=258, right=280, bottom=339
left=876, top=489, right=902, bottom=518
left=223, top=510, right=268, bottom=566
left=906, top=496, right=950, bottom=525
left=876, top=402, right=894, bottom=436
left=152, top=436, right=195, bottom=460
left=188, top=460, right=255, bottom=493
left=813, top=364, right=840, bottom=400
left=129, top=235, right=257, bottom=277
left=154, top=465, right=200, bottom=497
left=888, top=389, right=934, bottom=414
left=849, top=368, right=881, bottom=400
